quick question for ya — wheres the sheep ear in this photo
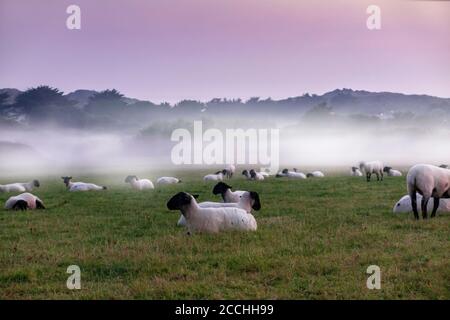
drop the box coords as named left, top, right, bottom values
left=192, top=194, right=199, bottom=199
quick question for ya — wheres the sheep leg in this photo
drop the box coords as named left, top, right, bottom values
left=366, top=172, right=371, bottom=182
left=411, top=192, right=419, bottom=220
left=431, top=197, right=439, bottom=218
left=421, top=197, right=429, bottom=219
left=380, top=171, right=383, bottom=181
left=375, top=172, right=380, bottom=181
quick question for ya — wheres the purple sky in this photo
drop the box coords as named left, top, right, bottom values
left=0, top=0, right=449, bottom=103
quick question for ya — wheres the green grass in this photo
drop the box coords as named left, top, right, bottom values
left=0, top=171, right=449, bottom=299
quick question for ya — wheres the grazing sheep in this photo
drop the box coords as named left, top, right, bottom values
left=203, top=170, right=225, bottom=182
left=157, top=177, right=181, bottom=185
left=125, top=175, right=154, bottom=190
left=249, top=169, right=265, bottom=181
left=407, top=164, right=450, bottom=219
left=383, top=167, right=402, bottom=177
left=212, top=182, right=246, bottom=203
left=167, top=192, right=257, bottom=234
left=177, top=191, right=261, bottom=226
left=359, top=161, right=384, bottom=182
left=61, top=176, right=107, bottom=192
left=5, top=193, right=45, bottom=210
left=351, top=167, right=363, bottom=177
left=0, top=180, right=40, bottom=193
left=225, top=164, right=236, bottom=178
left=282, top=168, right=306, bottom=179
left=306, top=171, right=325, bottom=178
left=393, top=194, right=450, bottom=214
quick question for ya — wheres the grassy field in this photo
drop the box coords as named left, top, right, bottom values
left=0, top=170, right=449, bottom=299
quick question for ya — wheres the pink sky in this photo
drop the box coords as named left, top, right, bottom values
left=0, top=0, right=449, bottom=102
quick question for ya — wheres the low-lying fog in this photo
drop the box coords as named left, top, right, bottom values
left=1, top=119, right=450, bottom=177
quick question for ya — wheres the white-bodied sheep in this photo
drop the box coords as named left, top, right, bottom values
left=242, top=169, right=252, bottom=180
left=156, top=177, right=181, bottom=185
left=125, top=175, right=154, bottom=190
left=177, top=191, right=261, bottom=226
left=383, top=167, right=402, bottom=177
left=5, top=192, right=45, bottom=210
left=359, top=161, right=384, bottom=182
left=203, top=170, right=225, bottom=182
left=249, top=169, right=265, bottom=181
left=306, top=171, right=325, bottom=178
left=212, top=182, right=246, bottom=203
left=61, top=176, right=107, bottom=192
left=167, top=192, right=257, bottom=234
left=282, top=168, right=306, bottom=179
left=407, top=164, right=450, bottom=219
left=351, top=166, right=363, bottom=176
left=224, top=164, right=236, bottom=178
left=393, top=194, right=450, bottom=214
left=0, top=180, right=40, bottom=193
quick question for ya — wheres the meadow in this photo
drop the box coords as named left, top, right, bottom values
left=0, top=170, right=449, bottom=299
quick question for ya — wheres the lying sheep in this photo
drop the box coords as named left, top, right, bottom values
left=242, top=170, right=252, bottom=180
left=249, top=169, right=265, bottom=181
left=359, top=161, right=384, bottom=182
left=203, top=170, right=225, bottom=182
left=167, top=192, right=257, bottom=234
left=383, top=167, right=402, bottom=177
left=407, top=164, right=450, bottom=219
left=351, top=167, right=363, bottom=176
left=157, top=177, right=181, bottom=185
left=212, top=182, right=246, bottom=203
left=0, top=180, right=40, bottom=193
left=125, top=175, right=154, bottom=190
left=177, top=191, right=261, bottom=226
left=393, top=194, right=450, bottom=214
left=62, top=176, right=107, bottom=191
left=282, top=168, right=306, bottom=179
left=5, top=193, right=45, bottom=210
left=306, top=171, right=325, bottom=178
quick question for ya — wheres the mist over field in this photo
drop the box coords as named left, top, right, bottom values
left=1, top=86, right=450, bottom=176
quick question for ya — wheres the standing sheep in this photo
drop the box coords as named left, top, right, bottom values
left=407, top=164, right=450, bottom=219
left=359, top=161, right=384, bottom=182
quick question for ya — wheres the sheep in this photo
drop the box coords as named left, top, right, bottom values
left=242, top=170, right=252, bottom=180
left=282, top=168, right=306, bottom=179
left=383, top=166, right=402, bottom=177
left=61, top=176, right=107, bottom=192
left=203, top=170, right=225, bottom=182
left=212, top=182, right=246, bottom=203
left=124, top=175, right=154, bottom=190
left=439, top=164, right=448, bottom=169
left=407, top=164, right=450, bottom=219
left=351, top=166, right=363, bottom=177
left=167, top=192, right=257, bottom=234
left=5, top=193, right=45, bottom=210
left=359, top=161, right=384, bottom=182
left=0, top=180, right=40, bottom=193
left=306, top=171, right=325, bottom=178
left=249, top=169, right=265, bottom=181
left=393, top=193, right=450, bottom=214
left=177, top=191, right=261, bottom=226
left=156, top=177, right=181, bottom=185
left=224, top=164, right=236, bottom=178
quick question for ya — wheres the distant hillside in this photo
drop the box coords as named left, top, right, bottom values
left=1, top=86, right=449, bottom=129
